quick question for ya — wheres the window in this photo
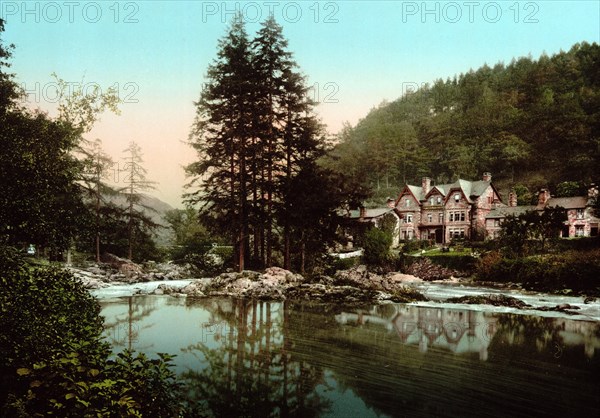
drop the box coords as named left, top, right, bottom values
left=437, top=196, right=442, bottom=204
left=575, top=225, right=584, bottom=237
left=405, top=199, right=411, bottom=207
left=406, top=214, right=413, bottom=223
left=449, top=228, right=465, bottom=238
left=460, top=212, right=465, bottom=221
left=576, top=209, right=584, bottom=219
left=454, top=193, right=460, bottom=202
left=427, top=214, right=433, bottom=223
left=430, top=197, right=435, bottom=205
left=439, top=213, right=444, bottom=222
left=449, top=213, right=454, bottom=222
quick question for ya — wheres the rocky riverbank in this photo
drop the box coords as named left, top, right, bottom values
left=156, top=266, right=427, bottom=303
left=74, top=256, right=428, bottom=303
left=68, top=253, right=195, bottom=289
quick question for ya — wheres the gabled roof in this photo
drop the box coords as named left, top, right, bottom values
left=404, top=177, right=494, bottom=205
left=407, top=185, right=425, bottom=201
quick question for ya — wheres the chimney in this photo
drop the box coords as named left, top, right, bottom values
left=359, top=206, right=367, bottom=218
left=422, top=177, right=431, bottom=195
left=538, top=188, right=551, bottom=206
left=482, top=172, right=492, bottom=182
left=508, top=191, right=517, bottom=207
left=386, top=198, right=395, bottom=209
left=588, top=183, right=598, bottom=199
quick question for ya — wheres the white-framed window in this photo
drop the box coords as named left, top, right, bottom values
left=454, top=193, right=460, bottom=202
left=427, top=214, right=432, bottom=223
left=449, top=213, right=454, bottom=222
left=575, top=225, right=585, bottom=237
left=576, top=209, right=584, bottom=219
left=406, top=214, right=413, bottom=223
left=405, top=198, right=411, bottom=207
left=439, top=213, right=444, bottom=222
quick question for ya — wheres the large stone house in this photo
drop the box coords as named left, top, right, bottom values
left=393, top=172, right=502, bottom=243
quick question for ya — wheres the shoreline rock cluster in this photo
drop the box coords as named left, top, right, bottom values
left=68, top=253, right=194, bottom=289
left=169, top=266, right=427, bottom=303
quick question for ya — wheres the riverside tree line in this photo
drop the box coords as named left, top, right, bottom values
left=2, top=15, right=599, bottom=274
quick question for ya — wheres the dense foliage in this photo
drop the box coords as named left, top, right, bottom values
left=476, top=249, right=600, bottom=295
left=498, top=208, right=567, bottom=257
left=0, top=245, right=185, bottom=416
left=325, top=42, right=600, bottom=203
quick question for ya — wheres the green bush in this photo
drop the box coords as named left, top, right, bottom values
left=400, top=239, right=432, bottom=254
left=0, top=245, right=187, bottom=416
left=363, top=228, right=392, bottom=266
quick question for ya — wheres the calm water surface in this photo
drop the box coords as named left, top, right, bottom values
left=100, top=296, right=599, bottom=417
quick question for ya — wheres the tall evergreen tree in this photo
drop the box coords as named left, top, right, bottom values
left=186, top=14, right=254, bottom=272
left=121, top=141, right=157, bottom=260
left=251, top=15, right=324, bottom=269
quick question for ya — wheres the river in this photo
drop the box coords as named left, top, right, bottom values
left=97, top=285, right=599, bottom=417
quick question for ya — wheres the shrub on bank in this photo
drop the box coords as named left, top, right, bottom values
left=424, top=254, right=477, bottom=273
left=475, top=249, right=600, bottom=294
left=0, top=245, right=186, bottom=416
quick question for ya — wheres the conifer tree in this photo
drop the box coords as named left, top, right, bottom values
left=186, top=14, right=254, bottom=271
left=121, top=141, right=157, bottom=260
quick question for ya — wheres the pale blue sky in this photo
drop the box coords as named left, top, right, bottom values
left=2, top=1, right=599, bottom=206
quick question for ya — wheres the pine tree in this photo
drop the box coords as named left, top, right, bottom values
left=121, top=141, right=157, bottom=260
left=186, top=14, right=254, bottom=272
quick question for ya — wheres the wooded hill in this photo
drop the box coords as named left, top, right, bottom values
left=324, top=42, right=600, bottom=205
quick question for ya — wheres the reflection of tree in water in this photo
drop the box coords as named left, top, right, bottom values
left=491, top=313, right=600, bottom=364
left=102, top=296, right=158, bottom=350
left=180, top=299, right=331, bottom=417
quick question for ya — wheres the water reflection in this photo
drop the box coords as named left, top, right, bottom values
left=100, top=297, right=600, bottom=417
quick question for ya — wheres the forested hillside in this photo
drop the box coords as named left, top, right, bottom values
left=325, top=42, right=600, bottom=204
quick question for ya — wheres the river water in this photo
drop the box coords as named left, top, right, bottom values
left=98, top=290, right=599, bottom=417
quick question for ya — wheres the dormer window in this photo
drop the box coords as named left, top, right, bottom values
left=437, top=196, right=441, bottom=204
left=405, top=199, right=410, bottom=207
left=430, top=197, right=434, bottom=205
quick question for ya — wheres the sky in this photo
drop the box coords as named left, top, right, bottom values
left=1, top=0, right=599, bottom=207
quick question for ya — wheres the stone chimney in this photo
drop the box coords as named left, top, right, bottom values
left=538, top=188, right=551, bottom=206
left=359, top=206, right=367, bottom=218
left=508, top=191, right=517, bottom=207
left=482, top=172, right=492, bottom=182
left=386, top=198, right=395, bottom=209
left=422, top=177, right=431, bottom=195
left=588, top=183, right=598, bottom=199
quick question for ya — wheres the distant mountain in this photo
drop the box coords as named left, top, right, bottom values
left=105, top=193, right=175, bottom=247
